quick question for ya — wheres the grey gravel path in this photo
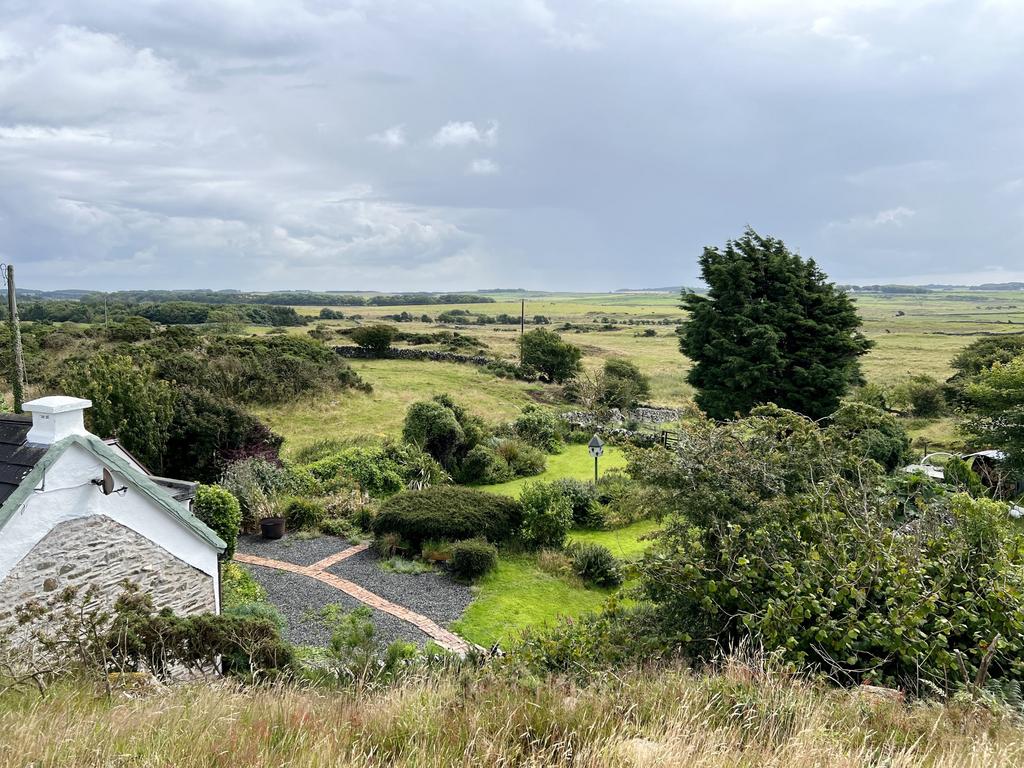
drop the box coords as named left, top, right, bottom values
left=326, top=549, right=474, bottom=627
left=243, top=564, right=430, bottom=648
left=236, top=533, right=353, bottom=566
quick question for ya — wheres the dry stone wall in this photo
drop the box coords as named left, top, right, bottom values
left=0, top=515, right=215, bottom=623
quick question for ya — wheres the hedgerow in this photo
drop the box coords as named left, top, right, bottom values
left=372, top=487, right=523, bottom=547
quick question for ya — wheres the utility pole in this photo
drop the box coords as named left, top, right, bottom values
left=5, top=265, right=25, bottom=413
left=519, top=299, right=525, bottom=366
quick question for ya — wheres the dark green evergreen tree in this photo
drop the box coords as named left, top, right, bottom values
left=679, top=228, right=872, bottom=419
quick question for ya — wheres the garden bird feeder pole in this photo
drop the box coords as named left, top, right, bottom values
left=588, top=434, right=604, bottom=484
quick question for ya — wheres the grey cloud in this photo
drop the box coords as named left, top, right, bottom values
left=0, top=0, right=1023, bottom=290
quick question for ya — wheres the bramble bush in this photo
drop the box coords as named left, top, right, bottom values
left=511, top=405, right=564, bottom=452
left=372, top=486, right=523, bottom=548
left=551, top=478, right=603, bottom=528
left=631, top=405, right=1024, bottom=692
left=494, top=438, right=546, bottom=477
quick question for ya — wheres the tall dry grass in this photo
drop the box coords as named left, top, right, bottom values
left=1, top=658, right=1022, bottom=767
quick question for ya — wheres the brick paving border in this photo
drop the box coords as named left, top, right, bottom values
left=235, top=545, right=477, bottom=655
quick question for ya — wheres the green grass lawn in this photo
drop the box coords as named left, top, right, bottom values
left=480, top=444, right=629, bottom=497
left=451, top=554, right=613, bottom=647
left=569, top=518, right=661, bottom=561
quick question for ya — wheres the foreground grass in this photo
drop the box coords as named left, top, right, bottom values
left=5, top=661, right=1024, bottom=767
left=452, top=554, right=612, bottom=647
left=481, top=444, right=629, bottom=497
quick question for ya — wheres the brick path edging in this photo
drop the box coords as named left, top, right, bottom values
left=234, top=544, right=477, bottom=655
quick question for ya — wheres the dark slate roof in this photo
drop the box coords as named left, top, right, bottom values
left=0, top=415, right=49, bottom=505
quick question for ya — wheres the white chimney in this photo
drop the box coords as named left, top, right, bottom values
left=23, top=396, right=93, bottom=445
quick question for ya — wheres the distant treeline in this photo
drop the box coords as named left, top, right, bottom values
left=16, top=300, right=307, bottom=327
left=840, top=285, right=933, bottom=294
left=18, top=289, right=495, bottom=307
left=841, top=282, right=1024, bottom=294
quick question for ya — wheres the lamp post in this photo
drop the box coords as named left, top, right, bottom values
left=588, top=434, right=604, bottom=485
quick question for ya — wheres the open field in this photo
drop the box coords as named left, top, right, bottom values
left=252, top=289, right=1024, bottom=455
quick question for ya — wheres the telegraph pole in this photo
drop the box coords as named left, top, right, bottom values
left=5, top=265, right=25, bottom=413
left=519, top=299, right=525, bottom=366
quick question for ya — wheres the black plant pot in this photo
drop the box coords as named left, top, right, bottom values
left=260, top=517, right=286, bottom=540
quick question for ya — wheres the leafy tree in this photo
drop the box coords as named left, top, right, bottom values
left=61, top=354, right=174, bottom=470
left=351, top=324, right=397, bottom=356
left=163, top=387, right=282, bottom=483
left=951, top=334, right=1024, bottom=379
left=679, top=228, right=872, bottom=419
left=520, top=328, right=582, bottom=383
left=599, top=358, right=651, bottom=409
left=959, top=355, right=1024, bottom=477
left=193, top=484, right=242, bottom=559
left=826, top=402, right=911, bottom=473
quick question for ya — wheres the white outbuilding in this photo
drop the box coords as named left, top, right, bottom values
left=0, top=396, right=225, bottom=622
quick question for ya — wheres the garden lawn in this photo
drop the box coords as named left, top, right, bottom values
left=481, top=444, right=628, bottom=497
left=451, top=554, right=613, bottom=648
left=569, top=518, right=661, bottom=561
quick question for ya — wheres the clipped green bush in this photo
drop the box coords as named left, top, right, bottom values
left=193, top=484, right=242, bottom=559
left=450, top=538, right=498, bottom=580
left=519, top=482, right=574, bottom=549
left=569, top=542, right=623, bottom=587
left=459, top=444, right=513, bottom=484
left=350, top=323, right=397, bottom=355
left=372, top=486, right=523, bottom=547
left=283, top=497, right=325, bottom=530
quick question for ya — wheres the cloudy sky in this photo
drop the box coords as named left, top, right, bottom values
left=1, top=0, right=1023, bottom=291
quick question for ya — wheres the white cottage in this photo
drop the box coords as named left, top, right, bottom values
left=0, top=396, right=225, bottom=620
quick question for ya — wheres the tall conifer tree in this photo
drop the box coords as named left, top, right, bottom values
left=680, top=228, right=872, bottom=419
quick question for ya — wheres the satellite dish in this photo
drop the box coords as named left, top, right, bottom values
left=101, top=468, right=115, bottom=496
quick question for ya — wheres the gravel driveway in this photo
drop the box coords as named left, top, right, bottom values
left=326, top=550, right=474, bottom=627
left=243, top=564, right=430, bottom=648
left=236, top=533, right=354, bottom=566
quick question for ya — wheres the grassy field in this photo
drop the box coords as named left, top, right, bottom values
left=480, top=444, right=629, bottom=497
left=7, top=663, right=1024, bottom=766
left=255, top=289, right=1024, bottom=456
left=253, top=358, right=546, bottom=455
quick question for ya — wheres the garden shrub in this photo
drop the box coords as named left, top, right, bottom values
left=569, top=542, right=623, bottom=587
left=372, top=486, right=523, bottom=547
left=494, top=438, right=546, bottom=477
left=221, top=457, right=291, bottom=532
left=220, top=561, right=267, bottom=610
left=193, top=484, right=242, bottom=559
left=319, top=517, right=354, bottom=538
left=459, top=444, right=513, bottom=484
left=512, top=405, right=563, bottom=452
left=519, top=482, right=573, bottom=548
left=551, top=478, right=603, bottom=528
left=402, top=400, right=467, bottom=469
left=944, top=456, right=985, bottom=496
left=450, top=539, right=499, bottom=580
left=374, top=532, right=403, bottom=558
left=283, top=498, right=325, bottom=530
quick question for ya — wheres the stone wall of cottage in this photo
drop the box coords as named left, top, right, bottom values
left=0, top=515, right=215, bottom=622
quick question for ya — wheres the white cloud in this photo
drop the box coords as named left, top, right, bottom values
left=367, top=125, right=406, bottom=148
left=467, top=158, right=500, bottom=175
left=431, top=120, right=499, bottom=148
left=828, top=206, right=917, bottom=230
left=521, top=0, right=599, bottom=51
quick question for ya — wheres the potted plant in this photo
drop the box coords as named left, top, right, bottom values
left=260, top=516, right=286, bottom=539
